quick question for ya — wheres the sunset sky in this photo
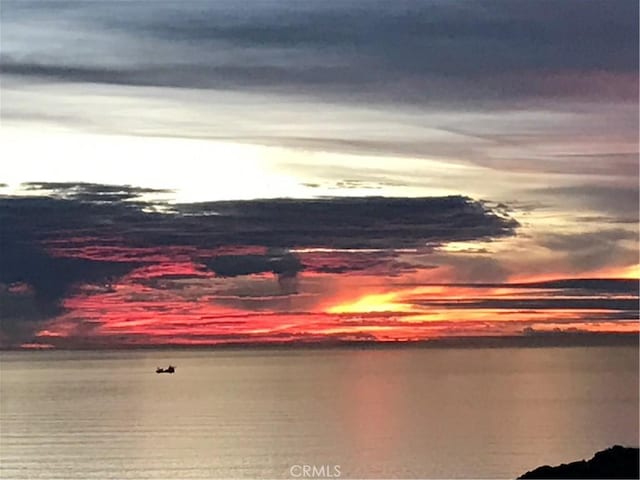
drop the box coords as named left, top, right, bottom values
left=0, top=0, right=638, bottom=348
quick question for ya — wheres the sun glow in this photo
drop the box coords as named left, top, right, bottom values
left=327, top=292, right=414, bottom=314
left=0, top=127, right=305, bottom=203
left=618, top=264, right=640, bottom=279
left=511, top=264, right=640, bottom=283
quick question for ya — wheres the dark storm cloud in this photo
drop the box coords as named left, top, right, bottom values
left=2, top=184, right=520, bottom=249
left=173, top=196, right=519, bottom=249
left=0, top=184, right=519, bottom=344
left=0, top=187, right=160, bottom=343
left=0, top=187, right=167, bottom=344
left=205, top=253, right=303, bottom=279
left=299, top=250, right=425, bottom=276
left=1, top=0, right=637, bottom=105
left=0, top=238, right=138, bottom=343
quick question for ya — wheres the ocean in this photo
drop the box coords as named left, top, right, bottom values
left=1, top=346, right=638, bottom=479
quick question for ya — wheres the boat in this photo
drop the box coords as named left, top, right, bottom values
left=156, top=365, right=176, bottom=374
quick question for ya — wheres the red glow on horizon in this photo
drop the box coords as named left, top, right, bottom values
left=7, top=238, right=635, bottom=348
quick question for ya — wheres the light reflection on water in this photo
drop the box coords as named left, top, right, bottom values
left=1, top=346, right=638, bottom=478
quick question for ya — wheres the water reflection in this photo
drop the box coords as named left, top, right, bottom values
left=1, top=347, right=638, bottom=479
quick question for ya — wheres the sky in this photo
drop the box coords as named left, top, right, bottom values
left=0, top=0, right=638, bottom=348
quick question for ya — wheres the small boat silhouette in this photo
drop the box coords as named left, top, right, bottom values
left=156, top=365, right=176, bottom=374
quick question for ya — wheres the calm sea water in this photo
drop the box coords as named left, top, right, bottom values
left=1, top=347, right=638, bottom=479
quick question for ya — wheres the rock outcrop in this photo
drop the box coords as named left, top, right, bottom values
left=518, top=445, right=639, bottom=479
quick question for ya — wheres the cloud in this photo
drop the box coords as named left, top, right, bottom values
left=508, top=278, right=639, bottom=293
left=204, top=252, right=302, bottom=279
left=416, top=297, right=638, bottom=312
left=0, top=237, right=138, bottom=343
left=172, top=196, right=519, bottom=249
left=430, top=254, right=511, bottom=283
left=0, top=184, right=520, bottom=345
left=536, top=228, right=638, bottom=272
left=538, top=228, right=637, bottom=251
left=21, top=182, right=172, bottom=203
left=0, top=188, right=161, bottom=344
left=1, top=185, right=519, bottom=253
left=1, top=1, right=637, bottom=106
left=1, top=2, right=637, bottom=347
left=533, top=184, right=639, bottom=218
left=1, top=2, right=636, bottom=228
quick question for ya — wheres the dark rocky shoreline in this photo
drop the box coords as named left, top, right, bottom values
left=518, top=445, right=639, bottom=479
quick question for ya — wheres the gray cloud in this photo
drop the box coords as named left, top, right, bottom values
left=205, top=252, right=302, bottom=280
left=532, top=184, right=639, bottom=218
left=22, top=182, right=172, bottom=203
left=416, top=298, right=638, bottom=312
left=536, top=227, right=638, bottom=272
left=1, top=1, right=637, bottom=106
left=538, top=228, right=637, bottom=251
left=1, top=1, right=636, bottom=227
